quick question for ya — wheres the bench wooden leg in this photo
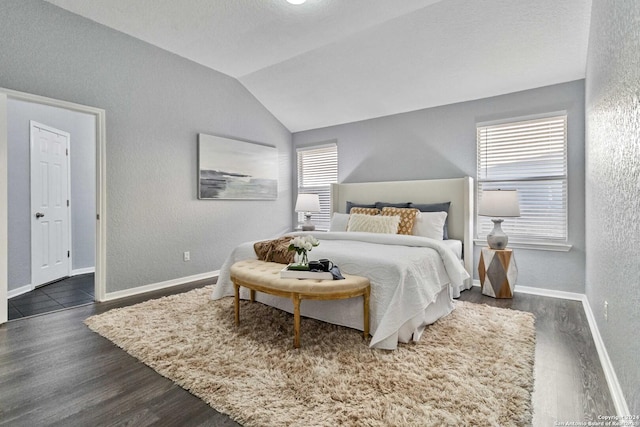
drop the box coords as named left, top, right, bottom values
left=234, top=283, right=240, bottom=325
left=363, top=287, right=370, bottom=339
left=292, top=294, right=301, bottom=348
left=250, top=289, right=256, bottom=303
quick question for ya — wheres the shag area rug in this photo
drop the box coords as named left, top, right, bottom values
left=85, top=286, right=536, bottom=427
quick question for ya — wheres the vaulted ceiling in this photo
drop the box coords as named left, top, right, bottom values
left=44, top=0, right=592, bottom=132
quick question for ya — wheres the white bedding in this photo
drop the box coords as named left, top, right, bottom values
left=442, top=239, right=463, bottom=260
left=212, top=231, right=470, bottom=350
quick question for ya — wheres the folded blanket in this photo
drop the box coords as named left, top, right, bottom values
left=253, top=236, right=295, bottom=264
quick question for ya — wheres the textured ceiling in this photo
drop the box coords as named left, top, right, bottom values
left=44, top=0, right=592, bottom=132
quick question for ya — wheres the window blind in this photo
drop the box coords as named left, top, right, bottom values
left=297, top=143, right=338, bottom=230
left=477, top=115, right=568, bottom=242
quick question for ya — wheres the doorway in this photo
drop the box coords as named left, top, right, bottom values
left=0, top=88, right=107, bottom=324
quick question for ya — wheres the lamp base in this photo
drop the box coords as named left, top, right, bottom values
left=487, top=218, right=508, bottom=250
left=301, top=214, right=315, bottom=231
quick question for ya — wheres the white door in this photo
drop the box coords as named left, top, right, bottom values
left=30, top=121, right=70, bottom=287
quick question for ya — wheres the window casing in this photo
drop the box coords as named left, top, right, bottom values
left=477, top=115, right=568, bottom=245
left=296, top=143, right=338, bottom=230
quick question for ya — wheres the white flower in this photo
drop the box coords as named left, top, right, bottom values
left=304, top=235, right=319, bottom=246
left=289, top=235, right=320, bottom=252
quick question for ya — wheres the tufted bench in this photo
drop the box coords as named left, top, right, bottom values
left=230, top=259, right=370, bottom=348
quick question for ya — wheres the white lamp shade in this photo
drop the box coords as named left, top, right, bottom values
left=295, top=193, right=321, bottom=212
left=478, top=190, right=521, bottom=217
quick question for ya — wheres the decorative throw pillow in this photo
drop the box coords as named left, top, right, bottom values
left=409, top=202, right=451, bottom=239
left=380, top=207, right=419, bottom=235
left=349, top=207, right=380, bottom=216
left=329, top=212, right=350, bottom=232
left=412, top=211, right=448, bottom=240
left=347, top=213, right=400, bottom=234
left=345, top=201, right=377, bottom=212
left=375, top=201, right=411, bottom=209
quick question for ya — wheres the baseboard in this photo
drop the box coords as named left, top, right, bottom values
left=71, top=267, right=95, bottom=276
left=581, top=295, right=630, bottom=416
left=471, top=279, right=583, bottom=300
left=8, top=284, right=33, bottom=299
left=513, top=285, right=584, bottom=301
left=471, top=279, right=629, bottom=415
left=103, top=270, right=219, bottom=302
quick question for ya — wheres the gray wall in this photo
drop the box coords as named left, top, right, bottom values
left=294, top=81, right=586, bottom=293
left=0, top=0, right=292, bottom=293
left=7, top=98, right=96, bottom=291
left=585, top=0, right=640, bottom=412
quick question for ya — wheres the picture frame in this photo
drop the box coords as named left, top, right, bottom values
left=198, top=134, right=278, bottom=200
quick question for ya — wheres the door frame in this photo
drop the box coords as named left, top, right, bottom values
left=30, top=121, right=72, bottom=287
left=0, top=88, right=107, bottom=324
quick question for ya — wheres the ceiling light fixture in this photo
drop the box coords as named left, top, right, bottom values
left=287, top=0, right=307, bottom=4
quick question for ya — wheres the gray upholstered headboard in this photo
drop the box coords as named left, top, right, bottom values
left=330, top=177, right=474, bottom=276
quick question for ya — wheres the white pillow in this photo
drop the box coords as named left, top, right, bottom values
left=412, top=211, right=448, bottom=240
left=347, top=213, right=400, bottom=234
left=329, top=212, right=350, bottom=232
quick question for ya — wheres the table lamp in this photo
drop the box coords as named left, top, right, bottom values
left=478, top=189, right=520, bottom=250
left=295, top=193, right=321, bottom=231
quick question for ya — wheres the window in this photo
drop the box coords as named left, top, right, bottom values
left=477, top=114, right=568, bottom=245
left=296, top=143, right=338, bottom=230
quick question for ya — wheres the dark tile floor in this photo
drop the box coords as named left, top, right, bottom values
left=8, top=274, right=94, bottom=320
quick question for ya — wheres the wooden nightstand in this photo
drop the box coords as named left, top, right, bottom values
left=478, top=247, right=518, bottom=298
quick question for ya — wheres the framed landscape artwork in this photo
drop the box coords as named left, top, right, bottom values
left=198, top=134, right=278, bottom=200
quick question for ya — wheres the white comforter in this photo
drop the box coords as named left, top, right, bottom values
left=212, top=232, right=470, bottom=349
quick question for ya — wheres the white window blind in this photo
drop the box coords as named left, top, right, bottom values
left=297, top=143, right=338, bottom=230
left=477, top=115, right=568, bottom=242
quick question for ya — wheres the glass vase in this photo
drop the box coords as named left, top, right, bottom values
left=296, top=251, right=309, bottom=267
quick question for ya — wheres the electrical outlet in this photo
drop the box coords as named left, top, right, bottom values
left=604, top=301, right=608, bottom=321
left=183, top=251, right=190, bottom=262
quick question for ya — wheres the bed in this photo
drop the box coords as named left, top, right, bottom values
left=212, top=177, right=474, bottom=350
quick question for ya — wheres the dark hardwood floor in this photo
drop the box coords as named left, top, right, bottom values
left=459, top=287, right=616, bottom=425
left=0, top=278, right=237, bottom=427
left=0, top=282, right=615, bottom=426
